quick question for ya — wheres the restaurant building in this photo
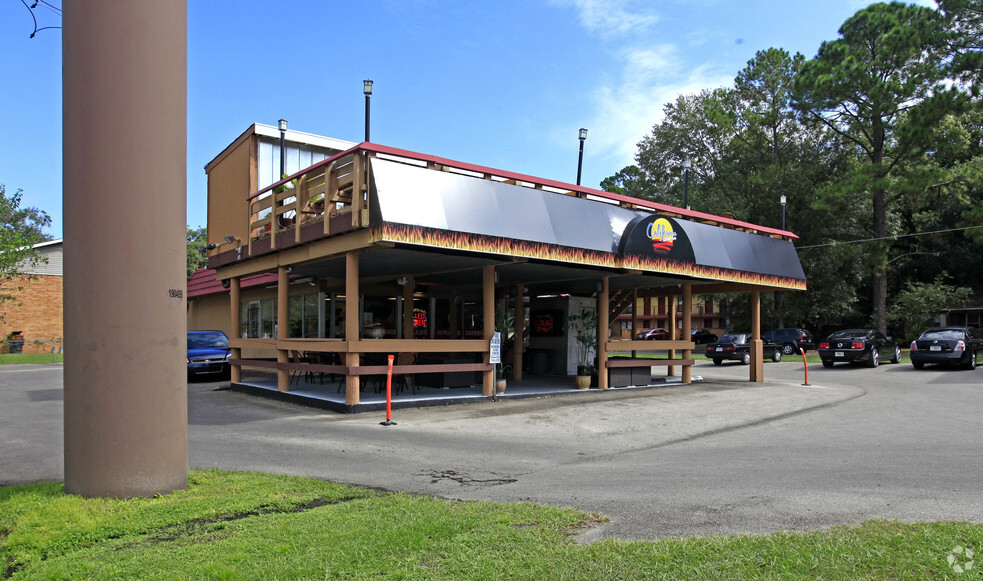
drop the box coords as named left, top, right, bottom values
left=196, top=123, right=806, bottom=412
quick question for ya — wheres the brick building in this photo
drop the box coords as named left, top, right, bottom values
left=1, top=239, right=63, bottom=354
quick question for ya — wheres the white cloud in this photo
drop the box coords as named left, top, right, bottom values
left=549, top=0, right=659, bottom=38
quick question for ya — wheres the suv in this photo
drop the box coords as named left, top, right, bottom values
left=910, top=327, right=982, bottom=370
left=763, top=328, right=816, bottom=355
left=705, top=333, right=783, bottom=365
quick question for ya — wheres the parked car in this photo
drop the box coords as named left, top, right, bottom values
left=691, top=328, right=718, bottom=344
left=763, top=328, right=816, bottom=355
left=818, top=329, right=901, bottom=368
left=637, top=328, right=669, bottom=340
left=909, top=327, right=982, bottom=370
left=705, top=333, right=783, bottom=365
left=187, top=330, right=231, bottom=380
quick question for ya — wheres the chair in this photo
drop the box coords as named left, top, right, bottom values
left=289, top=350, right=311, bottom=385
left=394, top=353, right=418, bottom=394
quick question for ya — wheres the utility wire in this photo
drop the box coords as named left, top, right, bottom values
left=21, top=0, right=62, bottom=38
left=796, top=224, right=983, bottom=249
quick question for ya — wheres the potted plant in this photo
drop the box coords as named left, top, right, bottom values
left=568, top=308, right=598, bottom=389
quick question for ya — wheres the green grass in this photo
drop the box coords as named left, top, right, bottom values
left=2, top=471, right=980, bottom=579
left=0, top=352, right=63, bottom=364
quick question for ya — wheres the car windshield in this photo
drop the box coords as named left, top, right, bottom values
left=188, top=332, right=228, bottom=349
left=719, top=334, right=745, bottom=343
left=829, top=330, right=866, bottom=339
left=919, top=329, right=964, bottom=341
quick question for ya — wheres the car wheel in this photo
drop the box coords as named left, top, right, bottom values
left=912, top=361, right=924, bottom=370
left=771, top=349, right=782, bottom=363
left=965, top=351, right=977, bottom=371
left=891, top=346, right=901, bottom=364
left=821, top=360, right=834, bottom=368
left=782, top=343, right=796, bottom=355
left=866, top=351, right=879, bottom=368
left=741, top=352, right=751, bottom=365
left=712, top=358, right=722, bottom=366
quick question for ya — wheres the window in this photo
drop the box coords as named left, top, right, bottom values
left=241, top=299, right=276, bottom=338
left=289, top=293, right=321, bottom=338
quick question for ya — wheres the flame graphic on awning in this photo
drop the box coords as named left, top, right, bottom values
left=373, top=222, right=806, bottom=290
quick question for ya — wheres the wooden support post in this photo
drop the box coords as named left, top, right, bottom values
left=345, top=251, right=361, bottom=404
left=276, top=266, right=289, bottom=392
left=513, top=283, right=524, bottom=382
left=682, top=284, right=692, bottom=384
left=668, top=295, right=677, bottom=377
left=229, top=276, right=240, bottom=383
left=631, top=289, right=638, bottom=358
left=402, top=276, right=415, bottom=340
left=751, top=289, right=763, bottom=382
left=483, top=266, right=495, bottom=396
left=324, top=163, right=337, bottom=236
left=598, top=277, right=610, bottom=390
left=352, top=152, right=363, bottom=228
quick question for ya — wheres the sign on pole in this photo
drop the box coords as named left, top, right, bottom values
left=490, top=332, right=501, bottom=364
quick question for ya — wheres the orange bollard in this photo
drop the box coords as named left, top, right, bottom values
left=380, top=354, right=396, bottom=426
left=801, top=349, right=810, bottom=386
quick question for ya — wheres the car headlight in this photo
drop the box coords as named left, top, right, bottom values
left=225, top=351, right=231, bottom=360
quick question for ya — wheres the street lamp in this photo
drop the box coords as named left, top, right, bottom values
left=683, top=159, right=691, bottom=210
left=363, top=79, right=373, bottom=142
left=576, top=128, right=587, bottom=186
left=780, top=194, right=787, bottom=230
left=277, top=119, right=287, bottom=180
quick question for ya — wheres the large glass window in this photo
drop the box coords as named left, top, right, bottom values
left=289, top=293, right=321, bottom=338
left=241, top=299, right=276, bottom=338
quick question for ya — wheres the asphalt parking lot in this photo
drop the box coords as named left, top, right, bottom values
left=2, top=359, right=981, bottom=541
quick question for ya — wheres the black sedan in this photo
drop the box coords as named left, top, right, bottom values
left=705, top=333, right=783, bottom=365
left=910, top=327, right=982, bottom=370
left=818, top=329, right=901, bottom=368
left=691, top=328, right=718, bottom=344
left=187, top=330, right=231, bottom=380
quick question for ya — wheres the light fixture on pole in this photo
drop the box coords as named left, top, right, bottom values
left=683, top=159, right=692, bottom=210
left=576, top=128, right=588, bottom=186
left=278, top=119, right=287, bottom=180
left=780, top=194, right=787, bottom=230
left=363, top=79, right=373, bottom=142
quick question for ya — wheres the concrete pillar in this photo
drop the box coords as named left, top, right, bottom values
left=276, top=266, right=289, bottom=391
left=230, top=277, right=241, bottom=383
left=63, top=0, right=188, bottom=498
left=751, top=289, right=763, bottom=382
left=598, top=277, right=609, bottom=390
left=682, top=284, right=692, bottom=384
left=345, top=252, right=360, bottom=404
left=482, top=266, right=495, bottom=396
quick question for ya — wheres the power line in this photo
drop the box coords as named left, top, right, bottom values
left=796, top=224, right=983, bottom=250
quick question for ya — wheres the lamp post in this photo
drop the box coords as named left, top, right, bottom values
left=777, top=194, right=788, bottom=327
left=363, top=79, right=373, bottom=142
left=683, top=159, right=691, bottom=210
left=278, top=119, right=287, bottom=180
left=576, top=128, right=587, bottom=186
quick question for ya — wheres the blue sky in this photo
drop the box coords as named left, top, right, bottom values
left=1, top=0, right=932, bottom=238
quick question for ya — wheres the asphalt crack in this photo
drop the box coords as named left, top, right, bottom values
left=421, top=469, right=518, bottom=486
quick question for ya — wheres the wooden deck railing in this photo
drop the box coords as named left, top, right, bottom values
left=241, top=142, right=797, bottom=254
